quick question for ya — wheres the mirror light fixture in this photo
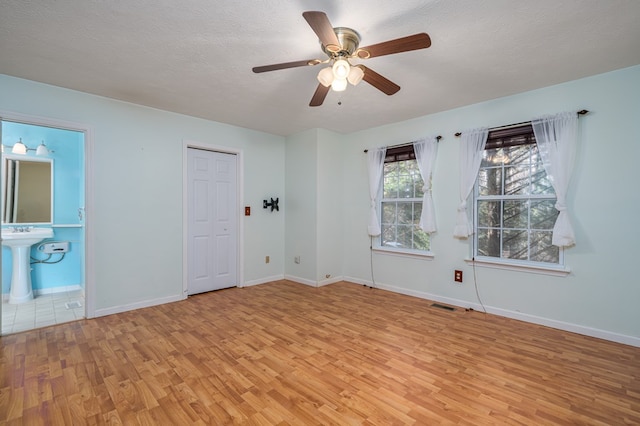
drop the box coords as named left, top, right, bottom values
left=316, top=58, right=364, bottom=93
left=12, top=138, right=27, bottom=154
left=5, top=138, right=53, bottom=156
left=36, top=141, right=51, bottom=156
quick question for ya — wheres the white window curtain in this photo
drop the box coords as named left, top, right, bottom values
left=532, top=111, right=579, bottom=247
left=453, top=128, right=488, bottom=238
left=367, top=148, right=387, bottom=236
left=413, top=137, right=438, bottom=234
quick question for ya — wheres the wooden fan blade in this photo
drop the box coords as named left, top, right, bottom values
left=253, top=59, right=318, bottom=73
left=360, top=66, right=400, bottom=95
left=309, top=84, right=330, bottom=107
left=303, top=11, right=341, bottom=51
left=357, top=33, right=431, bottom=59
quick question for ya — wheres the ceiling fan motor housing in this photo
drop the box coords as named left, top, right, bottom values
left=322, top=27, right=361, bottom=57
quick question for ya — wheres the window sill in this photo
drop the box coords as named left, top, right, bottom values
left=372, top=247, right=434, bottom=260
left=465, top=257, right=571, bottom=277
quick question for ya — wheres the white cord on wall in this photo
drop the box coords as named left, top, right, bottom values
left=369, top=236, right=377, bottom=289
left=471, top=199, right=487, bottom=314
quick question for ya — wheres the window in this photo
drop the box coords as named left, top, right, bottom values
left=475, top=125, right=561, bottom=265
left=379, top=145, right=430, bottom=252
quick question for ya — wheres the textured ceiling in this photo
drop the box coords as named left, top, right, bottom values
left=1, top=0, right=639, bottom=136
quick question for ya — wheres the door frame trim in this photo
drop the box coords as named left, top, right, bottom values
left=0, top=109, right=94, bottom=319
left=182, top=141, right=244, bottom=298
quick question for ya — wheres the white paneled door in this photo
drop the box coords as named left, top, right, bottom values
left=187, top=148, right=238, bottom=295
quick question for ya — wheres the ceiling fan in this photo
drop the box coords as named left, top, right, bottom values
left=252, top=11, right=431, bottom=107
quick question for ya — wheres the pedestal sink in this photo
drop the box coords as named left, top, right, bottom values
left=1, top=227, right=54, bottom=304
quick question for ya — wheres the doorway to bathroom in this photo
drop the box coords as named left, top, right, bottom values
left=1, top=117, right=87, bottom=335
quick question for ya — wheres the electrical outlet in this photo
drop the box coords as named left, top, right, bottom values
left=265, top=255, right=270, bottom=264
left=454, top=270, right=463, bottom=283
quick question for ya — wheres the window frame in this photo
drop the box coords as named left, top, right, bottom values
left=472, top=124, right=567, bottom=273
left=374, top=144, right=433, bottom=258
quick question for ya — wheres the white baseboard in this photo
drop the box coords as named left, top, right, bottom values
left=35, top=284, right=84, bottom=296
left=487, top=307, right=640, bottom=348
left=93, top=294, right=184, bottom=318
left=2, top=284, right=84, bottom=302
left=284, top=275, right=318, bottom=287
left=343, top=276, right=640, bottom=348
left=48, top=275, right=640, bottom=348
left=242, top=274, right=285, bottom=287
left=317, top=275, right=343, bottom=287
left=284, top=275, right=344, bottom=288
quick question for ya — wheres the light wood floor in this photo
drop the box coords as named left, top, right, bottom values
left=1, top=280, right=639, bottom=425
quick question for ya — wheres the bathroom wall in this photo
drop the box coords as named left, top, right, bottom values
left=2, top=121, right=85, bottom=295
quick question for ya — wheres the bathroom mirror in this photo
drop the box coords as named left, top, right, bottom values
left=2, top=154, right=53, bottom=224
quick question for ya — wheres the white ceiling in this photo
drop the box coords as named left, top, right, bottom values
left=1, top=0, right=639, bottom=136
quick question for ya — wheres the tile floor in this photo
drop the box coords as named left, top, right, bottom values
left=1, top=290, right=85, bottom=335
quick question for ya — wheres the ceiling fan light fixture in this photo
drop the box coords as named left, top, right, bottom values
left=317, top=67, right=334, bottom=87
left=331, top=77, right=348, bottom=92
left=332, top=58, right=350, bottom=80
left=347, top=65, right=364, bottom=85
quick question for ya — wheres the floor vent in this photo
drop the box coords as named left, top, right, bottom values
left=431, top=303, right=455, bottom=311
left=65, top=301, right=82, bottom=310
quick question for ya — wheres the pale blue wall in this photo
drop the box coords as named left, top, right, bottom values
left=339, top=65, right=640, bottom=343
left=2, top=122, right=84, bottom=293
left=0, top=75, right=285, bottom=314
left=316, top=129, right=344, bottom=284
left=284, top=128, right=345, bottom=285
left=1, top=64, right=638, bottom=345
left=284, top=129, right=318, bottom=283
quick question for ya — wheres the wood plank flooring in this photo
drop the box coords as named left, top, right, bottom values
left=1, top=280, right=639, bottom=424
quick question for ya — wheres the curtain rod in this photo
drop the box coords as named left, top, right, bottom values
left=363, top=135, right=441, bottom=153
left=453, top=109, right=589, bottom=137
